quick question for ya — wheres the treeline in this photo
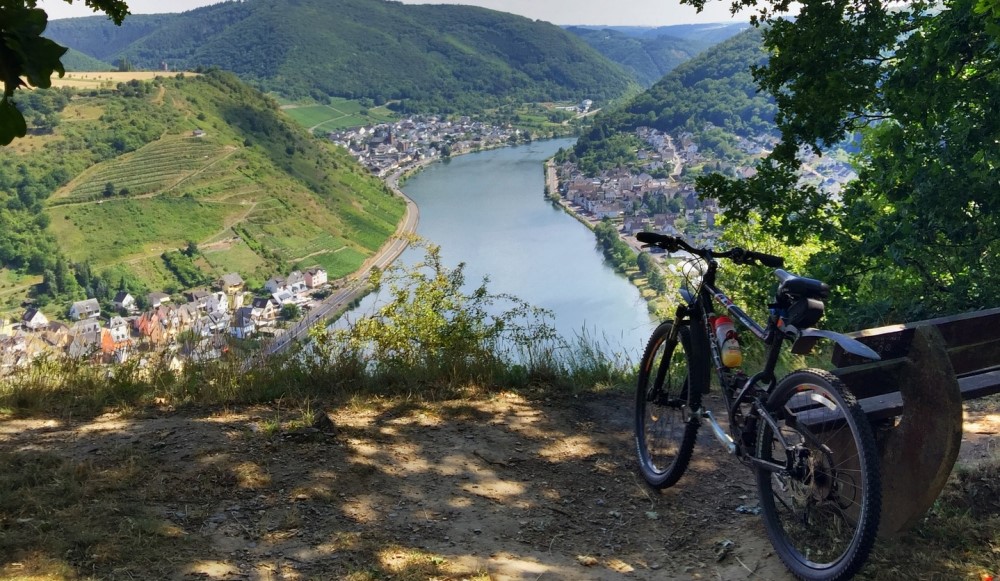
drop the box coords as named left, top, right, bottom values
left=46, top=0, right=637, bottom=113
left=593, top=221, right=667, bottom=293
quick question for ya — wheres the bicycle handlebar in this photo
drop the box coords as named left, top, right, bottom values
left=635, top=232, right=785, bottom=268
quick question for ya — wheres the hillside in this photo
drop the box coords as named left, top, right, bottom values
left=0, top=70, right=404, bottom=311
left=45, top=0, right=638, bottom=111
left=565, top=23, right=749, bottom=87
left=60, top=48, right=114, bottom=72
left=572, top=27, right=775, bottom=162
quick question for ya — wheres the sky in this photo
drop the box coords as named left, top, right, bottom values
left=39, top=0, right=747, bottom=26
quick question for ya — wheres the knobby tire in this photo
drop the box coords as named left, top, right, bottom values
left=755, top=369, right=881, bottom=581
left=635, top=320, right=707, bottom=489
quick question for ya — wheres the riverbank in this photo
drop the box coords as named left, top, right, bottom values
left=544, top=160, right=668, bottom=316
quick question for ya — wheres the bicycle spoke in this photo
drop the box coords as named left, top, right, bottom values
left=757, top=371, right=880, bottom=580
left=635, top=321, right=703, bottom=489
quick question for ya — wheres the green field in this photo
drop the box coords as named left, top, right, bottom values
left=49, top=197, right=240, bottom=263
left=282, top=98, right=397, bottom=132
left=302, top=247, right=368, bottom=278
left=202, top=238, right=270, bottom=285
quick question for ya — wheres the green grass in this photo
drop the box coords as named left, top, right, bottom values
left=6, top=74, right=406, bottom=308
left=282, top=98, right=397, bottom=132
left=48, top=197, right=240, bottom=263
left=302, top=247, right=368, bottom=279
left=202, top=238, right=269, bottom=279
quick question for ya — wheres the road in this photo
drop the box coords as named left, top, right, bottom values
left=262, top=163, right=423, bottom=356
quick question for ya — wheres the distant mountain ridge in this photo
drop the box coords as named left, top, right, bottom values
left=45, top=0, right=638, bottom=111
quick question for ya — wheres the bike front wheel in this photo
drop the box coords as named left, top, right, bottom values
left=755, top=369, right=881, bottom=581
left=635, top=320, right=706, bottom=489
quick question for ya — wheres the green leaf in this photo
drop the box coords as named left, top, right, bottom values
left=0, top=98, right=28, bottom=146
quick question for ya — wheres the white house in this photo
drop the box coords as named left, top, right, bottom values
left=69, top=298, right=101, bottom=320
left=229, top=307, right=255, bottom=339
left=21, top=308, right=49, bottom=331
left=147, top=292, right=171, bottom=309
left=286, top=270, right=307, bottom=293
left=112, top=291, right=136, bottom=313
left=264, top=276, right=289, bottom=294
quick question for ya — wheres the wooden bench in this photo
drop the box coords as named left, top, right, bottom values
left=823, top=307, right=1000, bottom=535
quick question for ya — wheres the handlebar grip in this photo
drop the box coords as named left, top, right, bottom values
left=636, top=232, right=681, bottom=248
left=745, top=250, right=784, bottom=268
left=636, top=232, right=662, bottom=244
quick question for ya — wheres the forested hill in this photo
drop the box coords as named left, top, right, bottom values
left=565, top=23, right=750, bottom=87
left=572, top=27, right=775, bottom=160
left=45, top=0, right=637, bottom=111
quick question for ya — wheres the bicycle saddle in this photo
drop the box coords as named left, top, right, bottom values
left=775, top=269, right=830, bottom=299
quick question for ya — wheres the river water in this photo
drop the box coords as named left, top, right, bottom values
left=343, top=138, right=656, bottom=358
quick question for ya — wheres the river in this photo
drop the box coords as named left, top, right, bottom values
left=342, top=138, right=657, bottom=359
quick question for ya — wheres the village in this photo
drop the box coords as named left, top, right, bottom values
left=0, top=267, right=332, bottom=374
left=326, top=114, right=530, bottom=176
left=552, top=125, right=856, bottom=246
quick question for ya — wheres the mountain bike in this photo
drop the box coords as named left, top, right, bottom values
left=633, top=232, right=882, bottom=581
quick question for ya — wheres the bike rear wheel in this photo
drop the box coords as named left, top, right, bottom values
left=635, top=320, right=705, bottom=489
left=755, top=369, right=881, bottom=581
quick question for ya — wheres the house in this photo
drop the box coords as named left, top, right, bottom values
left=230, top=307, right=255, bottom=339
left=147, top=292, right=171, bottom=309
left=193, top=311, right=229, bottom=337
left=264, top=276, right=289, bottom=294
left=250, top=297, right=279, bottom=323
left=67, top=328, right=101, bottom=360
left=217, top=272, right=245, bottom=295
left=101, top=317, right=132, bottom=362
left=271, top=290, right=295, bottom=305
left=134, top=311, right=166, bottom=346
left=304, top=267, right=328, bottom=289
left=69, top=298, right=101, bottom=320
left=286, top=271, right=306, bottom=293
left=204, top=291, right=228, bottom=315
left=112, top=291, right=137, bottom=313
left=185, top=290, right=213, bottom=309
left=41, top=322, right=71, bottom=350
left=21, top=308, right=49, bottom=331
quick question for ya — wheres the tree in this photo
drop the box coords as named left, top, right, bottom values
left=683, top=0, right=1000, bottom=324
left=280, top=303, right=301, bottom=321
left=0, top=1, right=130, bottom=145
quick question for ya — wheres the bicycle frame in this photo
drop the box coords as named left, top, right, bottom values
left=672, top=254, right=792, bottom=464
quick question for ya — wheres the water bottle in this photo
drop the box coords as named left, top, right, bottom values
left=712, top=315, right=743, bottom=368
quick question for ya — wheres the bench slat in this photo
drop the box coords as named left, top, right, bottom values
left=856, top=369, right=1000, bottom=421
left=832, top=306, right=1000, bottom=367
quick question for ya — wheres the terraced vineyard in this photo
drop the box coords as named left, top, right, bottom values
left=51, top=136, right=231, bottom=203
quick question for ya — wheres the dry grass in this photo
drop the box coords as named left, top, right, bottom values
left=47, top=71, right=200, bottom=89
left=860, top=454, right=1000, bottom=580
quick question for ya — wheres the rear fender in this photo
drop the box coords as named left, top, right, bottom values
left=791, top=328, right=881, bottom=361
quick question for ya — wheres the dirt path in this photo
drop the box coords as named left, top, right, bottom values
left=4, top=391, right=996, bottom=580
left=0, top=391, right=795, bottom=580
